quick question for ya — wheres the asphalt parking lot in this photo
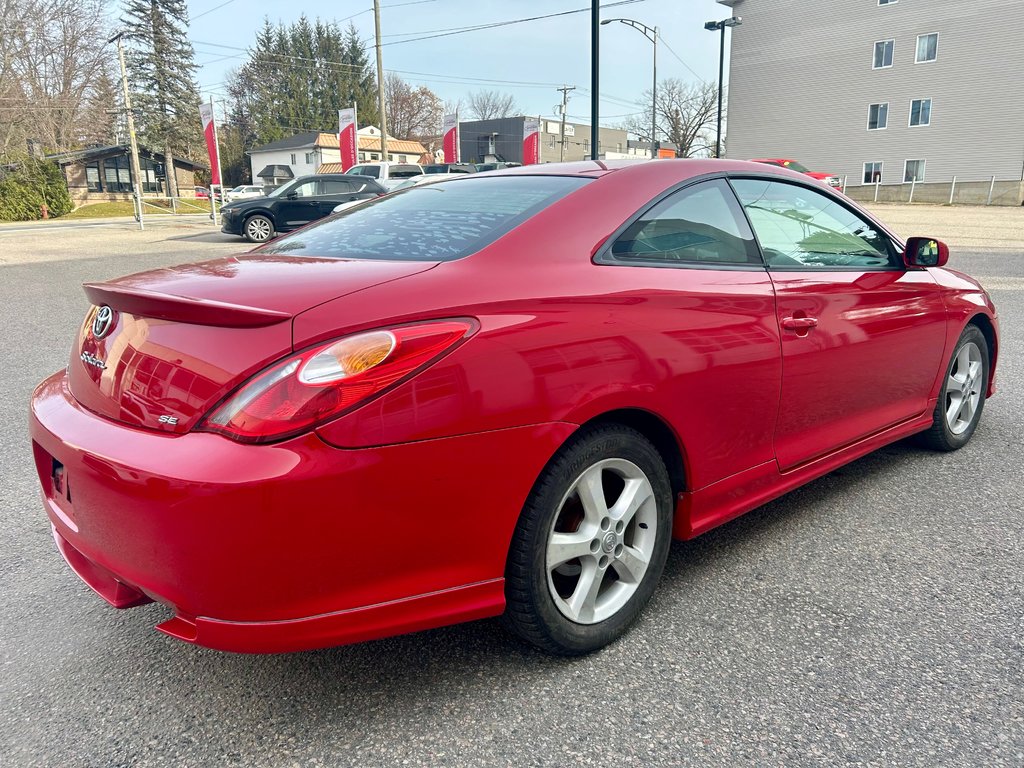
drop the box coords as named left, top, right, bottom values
left=1, top=214, right=1021, bottom=767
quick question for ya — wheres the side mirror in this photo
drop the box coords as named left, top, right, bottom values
left=286, top=192, right=298, bottom=200
left=904, top=237, right=949, bottom=268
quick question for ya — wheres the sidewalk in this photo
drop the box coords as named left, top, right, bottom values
left=864, top=203, right=1024, bottom=250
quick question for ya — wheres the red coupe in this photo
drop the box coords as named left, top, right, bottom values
left=30, top=160, right=999, bottom=655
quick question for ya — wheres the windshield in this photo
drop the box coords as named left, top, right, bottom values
left=260, top=175, right=590, bottom=262
left=423, top=165, right=449, bottom=174
left=782, top=160, right=810, bottom=173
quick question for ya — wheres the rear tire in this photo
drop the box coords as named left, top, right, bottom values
left=243, top=214, right=274, bottom=243
left=916, top=324, right=989, bottom=451
left=503, top=425, right=673, bottom=655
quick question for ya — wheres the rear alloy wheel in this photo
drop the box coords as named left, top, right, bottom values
left=917, top=324, right=989, bottom=451
left=504, top=425, right=673, bottom=655
left=243, top=214, right=274, bottom=243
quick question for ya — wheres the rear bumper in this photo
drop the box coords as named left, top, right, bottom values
left=31, top=371, right=574, bottom=652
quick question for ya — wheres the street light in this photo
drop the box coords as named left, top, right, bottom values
left=602, top=18, right=658, bottom=159
left=704, top=16, right=742, bottom=159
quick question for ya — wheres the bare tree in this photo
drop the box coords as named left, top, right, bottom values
left=384, top=72, right=443, bottom=142
left=621, top=78, right=719, bottom=157
left=0, top=0, right=115, bottom=157
left=466, top=89, right=519, bottom=121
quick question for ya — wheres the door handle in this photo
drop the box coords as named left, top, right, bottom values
left=781, top=316, right=819, bottom=331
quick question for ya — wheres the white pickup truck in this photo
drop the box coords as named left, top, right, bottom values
left=344, top=162, right=424, bottom=190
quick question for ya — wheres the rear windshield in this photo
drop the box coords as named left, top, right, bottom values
left=389, top=165, right=423, bottom=178
left=260, top=175, right=589, bottom=262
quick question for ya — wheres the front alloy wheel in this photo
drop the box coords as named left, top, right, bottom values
left=243, top=214, right=274, bottom=243
left=504, top=425, right=673, bottom=655
left=917, top=324, right=989, bottom=451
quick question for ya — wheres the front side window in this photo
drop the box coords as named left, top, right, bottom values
left=868, top=103, right=889, bottom=130
left=732, top=179, right=897, bottom=269
left=873, top=39, right=895, bottom=68
left=863, top=162, right=883, bottom=184
left=916, top=33, right=938, bottom=63
left=260, top=175, right=590, bottom=262
left=287, top=180, right=318, bottom=198
left=607, top=179, right=760, bottom=266
left=909, top=98, right=932, bottom=126
left=904, top=160, right=926, bottom=182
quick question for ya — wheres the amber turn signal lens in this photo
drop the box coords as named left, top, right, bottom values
left=299, top=331, right=396, bottom=384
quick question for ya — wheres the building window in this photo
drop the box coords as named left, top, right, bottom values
left=863, top=162, right=883, bottom=184
left=583, top=138, right=589, bottom=152
left=305, top=151, right=315, bottom=164
left=878, top=0, right=898, bottom=5
left=867, top=103, right=889, bottom=130
left=370, top=153, right=379, bottom=161
left=85, top=162, right=102, bottom=192
left=909, top=98, right=932, bottom=127
left=873, top=39, right=895, bottom=68
left=616, top=143, right=622, bottom=153
left=916, top=34, right=938, bottom=63
left=904, top=159, right=926, bottom=183
left=290, top=153, right=297, bottom=164
left=103, top=155, right=132, bottom=193
left=548, top=136, right=555, bottom=149
left=138, top=157, right=161, bottom=193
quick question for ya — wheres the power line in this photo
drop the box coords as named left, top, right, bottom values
left=381, top=0, right=646, bottom=46
left=190, top=0, right=239, bottom=22
left=190, top=40, right=566, bottom=89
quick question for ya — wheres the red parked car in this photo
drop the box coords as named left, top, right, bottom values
left=30, top=160, right=998, bottom=655
left=751, top=157, right=844, bottom=192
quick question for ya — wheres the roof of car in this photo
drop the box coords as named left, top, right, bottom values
left=479, top=158, right=810, bottom=181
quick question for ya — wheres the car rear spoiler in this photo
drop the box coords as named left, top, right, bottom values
left=82, top=282, right=291, bottom=328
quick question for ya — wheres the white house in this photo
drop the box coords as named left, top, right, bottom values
left=248, top=128, right=429, bottom=185
left=247, top=132, right=341, bottom=187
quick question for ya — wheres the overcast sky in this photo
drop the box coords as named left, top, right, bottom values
left=184, top=0, right=733, bottom=128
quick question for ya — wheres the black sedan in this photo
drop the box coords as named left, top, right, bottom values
left=220, top=174, right=386, bottom=243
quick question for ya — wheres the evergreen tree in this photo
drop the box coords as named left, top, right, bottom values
left=122, top=0, right=202, bottom=197
left=227, top=19, right=378, bottom=149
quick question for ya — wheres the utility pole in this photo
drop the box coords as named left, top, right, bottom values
left=110, top=32, right=144, bottom=230
left=556, top=85, right=576, bottom=162
left=590, top=0, right=599, bottom=160
left=373, top=0, right=389, bottom=163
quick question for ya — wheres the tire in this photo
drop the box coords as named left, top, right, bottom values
left=243, top=214, right=274, bottom=243
left=504, top=424, right=674, bottom=655
left=916, top=324, right=989, bottom=451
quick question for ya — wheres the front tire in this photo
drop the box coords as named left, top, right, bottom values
left=916, top=324, right=989, bottom=451
left=243, top=214, right=274, bottom=243
left=504, top=425, right=673, bottom=655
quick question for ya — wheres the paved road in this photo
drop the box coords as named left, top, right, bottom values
left=0, top=232, right=1020, bottom=767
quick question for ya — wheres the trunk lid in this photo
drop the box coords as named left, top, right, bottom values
left=69, top=254, right=438, bottom=434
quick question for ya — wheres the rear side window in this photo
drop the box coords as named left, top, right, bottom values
left=606, top=179, right=761, bottom=266
left=261, top=176, right=590, bottom=261
left=319, top=179, right=352, bottom=195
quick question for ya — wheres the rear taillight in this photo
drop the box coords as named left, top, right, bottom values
left=199, top=319, right=476, bottom=443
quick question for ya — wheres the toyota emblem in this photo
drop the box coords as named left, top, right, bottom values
left=92, top=305, right=115, bottom=339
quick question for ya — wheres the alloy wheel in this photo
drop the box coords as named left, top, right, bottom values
left=945, top=341, right=983, bottom=435
left=546, top=458, right=658, bottom=625
left=246, top=217, right=272, bottom=242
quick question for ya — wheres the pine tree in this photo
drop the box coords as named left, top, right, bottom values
left=227, top=19, right=378, bottom=148
left=122, top=0, right=202, bottom=198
